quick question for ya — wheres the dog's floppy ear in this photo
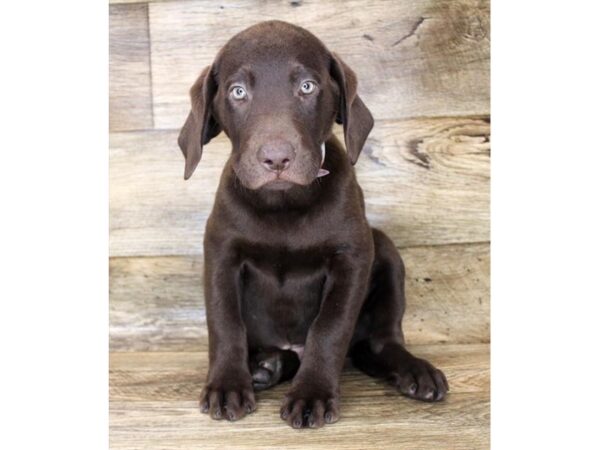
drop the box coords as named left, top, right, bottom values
left=178, top=65, right=221, bottom=180
left=330, top=53, right=374, bottom=165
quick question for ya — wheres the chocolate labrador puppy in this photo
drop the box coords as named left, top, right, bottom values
left=178, top=20, right=448, bottom=429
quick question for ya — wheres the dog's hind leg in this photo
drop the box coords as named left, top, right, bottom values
left=250, top=349, right=300, bottom=391
left=349, top=228, right=449, bottom=402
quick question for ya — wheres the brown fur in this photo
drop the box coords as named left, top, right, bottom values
left=178, top=21, right=448, bottom=429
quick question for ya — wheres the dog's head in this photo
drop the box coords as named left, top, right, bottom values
left=178, top=20, right=373, bottom=190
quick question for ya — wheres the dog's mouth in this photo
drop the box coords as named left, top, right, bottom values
left=261, top=179, right=298, bottom=191
left=260, top=170, right=313, bottom=190
left=260, top=169, right=328, bottom=191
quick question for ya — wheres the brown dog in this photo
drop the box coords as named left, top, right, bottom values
left=178, top=20, right=448, bottom=429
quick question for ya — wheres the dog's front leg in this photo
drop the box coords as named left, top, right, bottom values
left=280, top=250, right=373, bottom=429
left=199, top=242, right=255, bottom=421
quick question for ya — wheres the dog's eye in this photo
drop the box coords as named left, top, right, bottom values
left=299, top=81, right=316, bottom=95
left=230, top=86, right=247, bottom=100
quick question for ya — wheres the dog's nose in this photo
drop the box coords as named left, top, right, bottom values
left=257, top=141, right=295, bottom=173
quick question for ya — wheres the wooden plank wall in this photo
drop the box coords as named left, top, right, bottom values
left=109, top=0, right=490, bottom=351
left=109, top=3, right=153, bottom=131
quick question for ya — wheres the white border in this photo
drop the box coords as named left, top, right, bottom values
left=1, top=1, right=108, bottom=449
left=493, top=1, right=600, bottom=448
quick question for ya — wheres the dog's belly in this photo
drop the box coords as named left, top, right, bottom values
left=240, top=251, right=327, bottom=354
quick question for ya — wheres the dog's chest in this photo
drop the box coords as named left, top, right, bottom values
left=239, top=246, right=328, bottom=350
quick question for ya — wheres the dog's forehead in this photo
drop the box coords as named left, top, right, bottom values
left=216, top=21, right=330, bottom=79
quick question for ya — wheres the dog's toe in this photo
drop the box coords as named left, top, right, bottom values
left=391, top=358, right=449, bottom=402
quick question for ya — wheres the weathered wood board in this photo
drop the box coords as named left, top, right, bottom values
left=109, top=116, right=489, bottom=257
left=148, top=0, right=490, bottom=128
left=110, top=344, right=489, bottom=401
left=109, top=344, right=490, bottom=449
left=109, top=242, right=489, bottom=351
left=109, top=3, right=153, bottom=131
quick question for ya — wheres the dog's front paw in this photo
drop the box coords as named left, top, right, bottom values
left=390, top=357, right=449, bottom=402
left=200, top=372, right=256, bottom=421
left=280, top=383, right=340, bottom=429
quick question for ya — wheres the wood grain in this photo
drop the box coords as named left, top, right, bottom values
left=110, top=3, right=153, bottom=131
left=110, top=344, right=489, bottom=402
left=109, top=242, right=489, bottom=351
left=148, top=0, right=490, bottom=128
left=110, top=344, right=489, bottom=449
left=109, top=116, right=489, bottom=257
